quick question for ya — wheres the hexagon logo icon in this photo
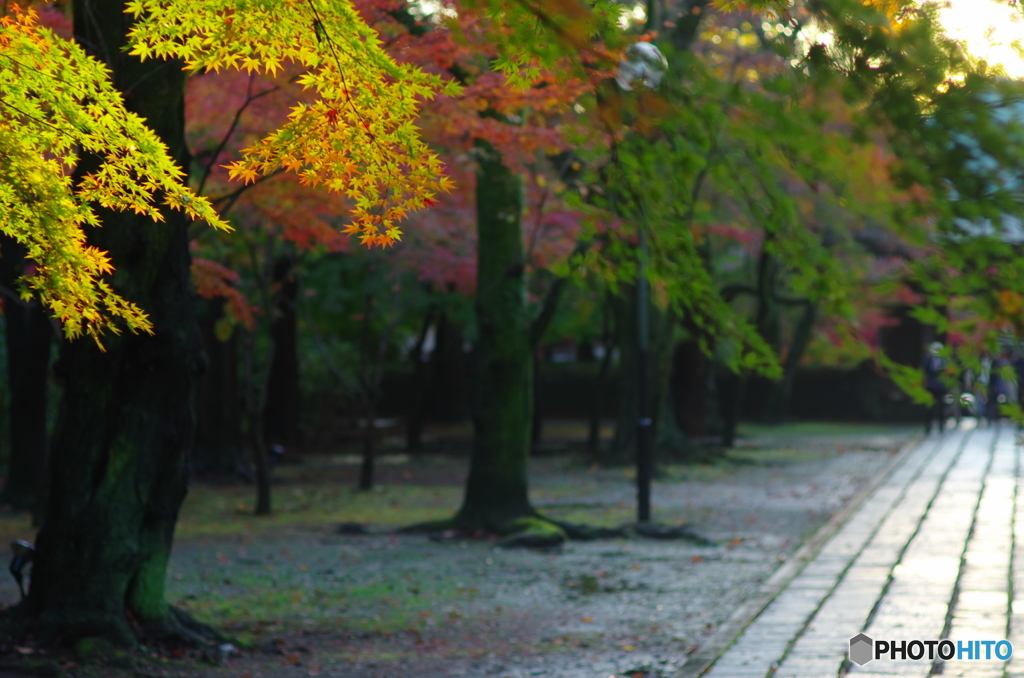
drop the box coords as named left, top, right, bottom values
left=849, top=633, right=874, bottom=666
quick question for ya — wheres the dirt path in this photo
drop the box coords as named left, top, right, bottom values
left=0, top=423, right=917, bottom=678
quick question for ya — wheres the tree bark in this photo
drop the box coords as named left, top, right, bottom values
left=454, top=139, right=535, bottom=530
left=25, top=0, right=207, bottom=645
left=0, top=239, right=52, bottom=515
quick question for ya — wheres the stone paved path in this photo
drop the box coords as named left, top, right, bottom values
left=677, top=421, right=1023, bottom=678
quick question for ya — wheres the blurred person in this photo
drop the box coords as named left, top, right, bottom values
left=924, top=341, right=947, bottom=434
left=976, top=349, right=992, bottom=426
left=988, top=349, right=1012, bottom=424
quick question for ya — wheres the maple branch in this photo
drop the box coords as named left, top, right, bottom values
left=210, top=169, right=285, bottom=207
left=196, top=75, right=282, bottom=197
left=0, top=98, right=78, bottom=143
left=508, top=0, right=606, bottom=65
left=523, top=152, right=578, bottom=267
left=524, top=176, right=552, bottom=267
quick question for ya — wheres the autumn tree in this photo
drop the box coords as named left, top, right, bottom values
left=1, top=0, right=453, bottom=645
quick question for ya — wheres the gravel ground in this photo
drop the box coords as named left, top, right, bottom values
left=153, top=424, right=917, bottom=678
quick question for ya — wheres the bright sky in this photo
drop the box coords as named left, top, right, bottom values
left=937, top=0, right=1024, bottom=77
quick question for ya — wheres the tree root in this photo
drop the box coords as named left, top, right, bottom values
left=633, top=522, right=716, bottom=546
left=137, top=606, right=229, bottom=648
left=400, top=512, right=715, bottom=548
left=493, top=516, right=567, bottom=548
left=396, top=517, right=460, bottom=535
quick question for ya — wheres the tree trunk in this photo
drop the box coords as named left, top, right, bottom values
left=359, top=405, right=376, bottom=491
left=723, top=243, right=779, bottom=445
left=651, top=309, right=689, bottom=458
left=242, top=329, right=272, bottom=516
left=263, top=255, right=300, bottom=451
left=531, top=352, right=543, bottom=451
left=454, top=139, right=535, bottom=530
left=761, top=302, right=817, bottom=424
left=0, top=239, right=52, bottom=515
left=192, top=298, right=245, bottom=478
left=673, top=337, right=712, bottom=438
left=28, top=0, right=202, bottom=644
left=609, top=286, right=638, bottom=463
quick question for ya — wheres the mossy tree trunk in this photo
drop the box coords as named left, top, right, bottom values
left=25, top=0, right=209, bottom=646
left=454, top=140, right=535, bottom=531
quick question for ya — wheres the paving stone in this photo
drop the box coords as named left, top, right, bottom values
left=692, top=426, right=1019, bottom=678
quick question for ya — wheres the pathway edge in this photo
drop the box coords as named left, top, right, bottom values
left=670, top=431, right=925, bottom=678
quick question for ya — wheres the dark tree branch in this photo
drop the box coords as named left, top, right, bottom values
left=196, top=75, right=283, bottom=197
left=530, top=241, right=589, bottom=347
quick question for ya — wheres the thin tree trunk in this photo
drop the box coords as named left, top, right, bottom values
left=263, top=255, right=300, bottom=451
left=28, top=0, right=208, bottom=643
left=359, top=405, right=376, bottom=491
left=651, top=308, right=688, bottom=456
left=454, top=139, right=535, bottom=530
left=723, top=241, right=778, bottom=445
left=673, top=336, right=712, bottom=438
left=762, top=301, right=817, bottom=424
left=610, top=286, right=638, bottom=463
